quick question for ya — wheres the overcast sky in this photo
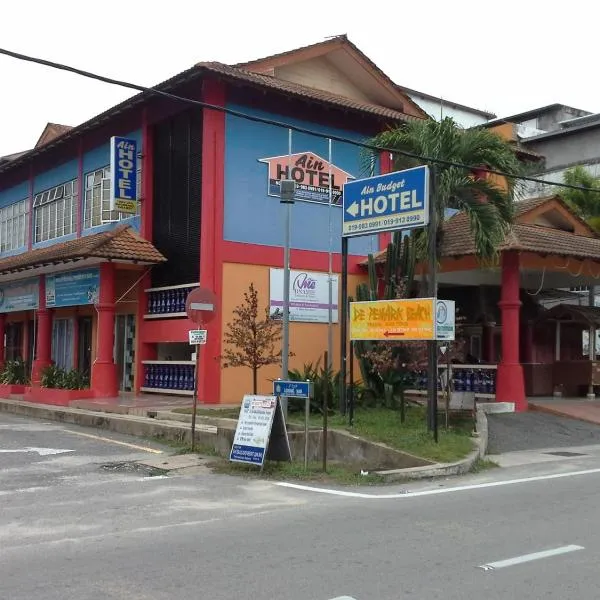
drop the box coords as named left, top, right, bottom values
left=1, top=0, right=597, bottom=157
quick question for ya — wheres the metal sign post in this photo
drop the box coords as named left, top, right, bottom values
left=273, top=379, right=313, bottom=469
left=185, top=287, right=217, bottom=451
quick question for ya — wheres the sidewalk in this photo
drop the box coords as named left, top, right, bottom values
left=529, top=397, right=600, bottom=426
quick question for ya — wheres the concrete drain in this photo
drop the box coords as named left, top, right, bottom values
left=99, top=461, right=169, bottom=477
left=544, top=451, right=587, bottom=457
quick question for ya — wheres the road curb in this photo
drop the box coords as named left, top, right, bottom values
left=0, top=399, right=218, bottom=447
left=375, top=406, right=489, bottom=482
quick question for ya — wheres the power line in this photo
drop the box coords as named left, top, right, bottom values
left=0, top=46, right=598, bottom=195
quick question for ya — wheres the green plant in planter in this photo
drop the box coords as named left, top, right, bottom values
left=0, top=359, right=29, bottom=385
left=40, top=365, right=89, bottom=390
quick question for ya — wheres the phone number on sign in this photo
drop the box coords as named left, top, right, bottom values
left=345, top=214, right=423, bottom=232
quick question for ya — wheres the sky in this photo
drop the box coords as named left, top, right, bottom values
left=1, top=0, right=598, bottom=157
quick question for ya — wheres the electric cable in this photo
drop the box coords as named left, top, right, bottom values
left=1, top=46, right=599, bottom=195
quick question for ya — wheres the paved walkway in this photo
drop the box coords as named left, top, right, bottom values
left=529, top=397, right=600, bottom=425
left=488, top=412, right=600, bottom=454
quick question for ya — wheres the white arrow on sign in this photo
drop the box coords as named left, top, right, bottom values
left=0, top=447, right=74, bottom=456
left=346, top=201, right=360, bottom=217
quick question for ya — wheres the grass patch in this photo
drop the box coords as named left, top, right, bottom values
left=209, top=458, right=385, bottom=486
left=171, top=405, right=474, bottom=464
left=289, top=406, right=474, bottom=463
left=172, top=407, right=240, bottom=419
left=470, top=457, right=500, bottom=473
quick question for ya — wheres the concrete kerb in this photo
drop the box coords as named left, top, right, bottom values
left=374, top=404, right=490, bottom=482
left=0, top=398, right=491, bottom=482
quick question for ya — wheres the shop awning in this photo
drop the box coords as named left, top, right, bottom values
left=0, top=225, right=166, bottom=276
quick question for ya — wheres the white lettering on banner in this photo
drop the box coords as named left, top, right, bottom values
left=350, top=190, right=422, bottom=218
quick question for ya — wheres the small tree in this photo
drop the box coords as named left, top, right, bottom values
left=221, top=283, right=283, bottom=394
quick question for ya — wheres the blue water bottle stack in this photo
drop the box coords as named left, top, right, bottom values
left=144, top=364, right=195, bottom=391
left=147, top=287, right=194, bottom=315
left=451, top=369, right=496, bottom=394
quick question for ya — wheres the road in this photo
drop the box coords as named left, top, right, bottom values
left=2, top=413, right=600, bottom=599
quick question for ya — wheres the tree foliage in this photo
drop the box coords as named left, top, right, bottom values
left=363, top=117, right=525, bottom=263
left=560, top=166, right=600, bottom=231
left=221, top=283, right=283, bottom=394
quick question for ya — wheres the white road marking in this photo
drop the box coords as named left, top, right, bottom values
left=478, top=545, right=584, bottom=570
left=0, top=447, right=74, bottom=456
left=330, top=596, right=358, bottom=599
left=62, top=430, right=163, bottom=454
left=275, top=466, right=600, bottom=499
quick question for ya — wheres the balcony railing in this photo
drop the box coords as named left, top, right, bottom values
left=144, top=283, right=199, bottom=319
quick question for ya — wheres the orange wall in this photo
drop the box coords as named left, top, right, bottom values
left=219, top=262, right=366, bottom=404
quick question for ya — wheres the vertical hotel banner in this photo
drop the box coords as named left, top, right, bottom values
left=0, top=278, right=39, bottom=313
left=270, top=268, right=338, bottom=323
left=46, top=268, right=100, bottom=308
left=109, top=136, right=138, bottom=214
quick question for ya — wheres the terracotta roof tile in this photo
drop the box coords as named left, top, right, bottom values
left=35, top=123, right=73, bottom=149
left=0, top=225, right=165, bottom=275
left=199, top=62, right=420, bottom=123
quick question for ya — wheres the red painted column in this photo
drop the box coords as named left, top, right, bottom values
left=199, top=79, right=226, bottom=404
left=134, top=271, right=156, bottom=392
left=495, top=251, right=526, bottom=410
left=32, top=277, right=52, bottom=384
left=0, top=313, right=6, bottom=370
left=91, top=263, right=118, bottom=397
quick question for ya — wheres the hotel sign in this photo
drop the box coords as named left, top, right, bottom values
left=110, top=136, right=138, bottom=214
left=259, top=151, right=354, bottom=205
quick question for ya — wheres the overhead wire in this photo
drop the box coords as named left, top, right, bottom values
left=0, top=46, right=599, bottom=195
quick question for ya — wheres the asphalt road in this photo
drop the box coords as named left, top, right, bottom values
left=488, top=412, right=600, bottom=453
left=3, top=413, right=600, bottom=599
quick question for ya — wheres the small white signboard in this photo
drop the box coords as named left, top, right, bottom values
left=436, top=300, right=456, bottom=341
left=188, top=329, right=207, bottom=345
left=230, top=395, right=291, bottom=466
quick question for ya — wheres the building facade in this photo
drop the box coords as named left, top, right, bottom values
left=0, top=36, right=441, bottom=404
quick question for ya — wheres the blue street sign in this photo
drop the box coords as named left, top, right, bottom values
left=273, top=380, right=313, bottom=399
left=342, top=165, right=430, bottom=237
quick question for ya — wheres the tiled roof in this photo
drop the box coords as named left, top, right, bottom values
left=35, top=123, right=73, bottom=149
left=367, top=196, right=600, bottom=265
left=199, top=62, right=419, bottom=123
left=440, top=213, right=600, bottom=260
left=0, top=225, right=165, bottom=275
left=235, top=34, right=427, bottom=119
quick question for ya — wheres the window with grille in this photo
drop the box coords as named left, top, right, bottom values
left=84, top=162, right=141, bottom=229
left=33, top=180, right=77, bottom=243
left=0, top=199, right=28, bottom=252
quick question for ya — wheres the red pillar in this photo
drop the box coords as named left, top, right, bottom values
left=496, top=251, right=526, bottom=410
left=32, top=277, right=52, bottom=384
left=91, top=263, right=118, bottom=398
left=0, top=313, right=6, bottom=370
left=199, top=79, right=226, bottom=404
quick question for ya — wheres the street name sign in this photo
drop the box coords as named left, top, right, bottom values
left=342, top=165, right=429, bottom=237
left=273, top=380, right=313, bottom=399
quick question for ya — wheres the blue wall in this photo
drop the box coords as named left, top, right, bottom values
left=33, top=159, right=78, bottom=194
left=224, top=105, right=379, bottom=256
left=82, top=129, right=142, bottom=174
left=0, top=181, right=28, bottom=209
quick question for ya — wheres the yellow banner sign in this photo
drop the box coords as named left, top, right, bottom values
left=114, top=199, right=138, bottom=214
left=349, top=298, right=435, bottom=341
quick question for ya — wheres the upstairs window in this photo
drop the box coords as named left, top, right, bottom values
left=0, top=199, right=28, bottom=252
left=84, top=162, right=141, bottom=229
left=33, top=179, right=77, bottom=243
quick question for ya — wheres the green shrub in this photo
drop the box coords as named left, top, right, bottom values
left=0, top=359, right=29, bottom=385
left=41, top=365, right=89, bottom=390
